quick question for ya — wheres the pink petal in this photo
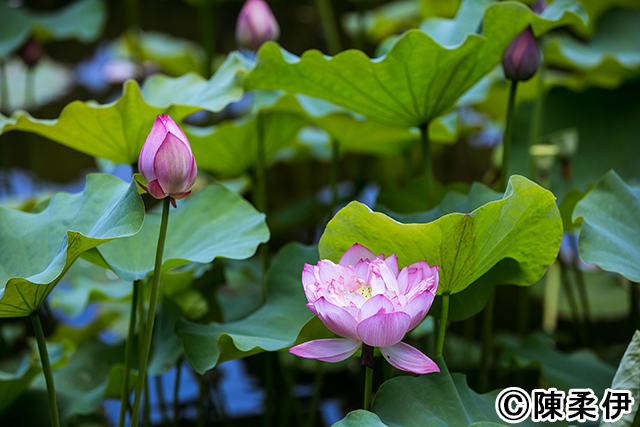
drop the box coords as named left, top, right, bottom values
left=160, top=115, right=190, bottom=150
left=289, top=339, right=362, bottom=362
left=356, top=311, right=411, bottom=347
left=359, top=294, right=395, bottom=320
left=404, top=291, right=435, bottom=330
left=154, top=133, right=195, bottom=195
left=314, top=297, right=360, bottom=340
left=147, top=179, right=167, bottom=199
left=139, top=116, right=167, bottom=181
left=317, top=260, right=350, bottom=285
left=339, top=243, right=376, bottom=267
left=380, top=342, right=439, bottom=374
left=374, top=259, right=400, bottom=294
left=302, top=264, right=319, bottom=289
left=384, top=254, right=399, bottom=277
left=180, top=156, right=198, bottom=193
left=171, top=191, right=191, bottom=200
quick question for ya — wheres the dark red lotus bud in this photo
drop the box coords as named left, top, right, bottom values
left=502, top=26, right=540, bottom=81
left=531, top=0, right=548, bottom=14
left=19, top=37, right=42, bottom=68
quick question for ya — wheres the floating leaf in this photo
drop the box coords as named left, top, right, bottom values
left=499, top=332, right=616, bottom=396
left=320, top=175, right=562, bottom=295
left=177, top=243, right=333, bottom=374
left=96, top=184, right=269, bottom=282
left=0, top=174, right=144, bottom=318
left=601, top=331, right=640, bottom=427
left=244, top=0, right=586, bottom=127
left=0, top=0, right=106, bottom=59
left=0, top=53, right=250, bottom=165
left=573, top=170, right=640, bottom=282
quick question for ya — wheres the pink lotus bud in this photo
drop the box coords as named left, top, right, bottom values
left=19, top=37, right=42, bottom=68
left=289, top=244, right=440, bottom=374
left=138, top=115, right=197, bottom=204
left=235, top=0, right=280, bottom=51
left=502, top=26, right=540, bottom=81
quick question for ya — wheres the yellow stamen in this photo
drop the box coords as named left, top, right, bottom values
left=355, top=286, right=372, bottom=301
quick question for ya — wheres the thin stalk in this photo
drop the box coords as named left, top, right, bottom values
left=307, top=363, right=324, bottom=427
left=329, top=139, right=339, bottom=217
left=517, top=286, right=529, bottom=337
left=131, top=197, right=172, bottom=427
left=117, top=281, right=140, bottom=427
left=255, top=113, right=269, bottom=277
left=559, top=260, right=588, bottom=346
left=314, top=0, right=342, bottom=55
left=631, top=282, right=639, bottom=333
left=528, top=64, right=545, bottom=179
left=572, top=257, right=592, bottom=333
left=419, top=122, right=437, bottom=207
left=198, top=0, right=216, bottom=77
left=30, top=312, right=60, bottom=427
left=363, top=366, right=373, bottom=411
left=479, top=288, right=496, bottom=392
left=0, top=60, right=8, bottom=114
left=143, top=376, right=151, bottom=427
left=124, top=0, right=140, bottom=28
left=24, top=67, right=35, bottom=110
left=173, top=357, right=183, bottom=426
left=263, top=353, right=275, bottom=427
left=383, top=360, right=392, bottom=382
left=499, top=80, right=519, bottom=192
left=155, top=375, right=169, bottom=425
left=435, top=293, right=450, bottom=357
left=198, top=375, right=206, bottom=427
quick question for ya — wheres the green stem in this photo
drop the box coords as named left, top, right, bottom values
left=25, top=66, right=35, bottom=110
left=30, top=312, right=60, bottom=427
left=263, top=353, right=275, bottom=427
left=314, top=0, right=342, bottom=55
left=117, top=281, right=140, bottom=427
left=173, top=357, right=183, bottom=426
left=0, top=60, right=8, bottom=114
left=124, top=0, right=140, bottom=28
left=198, top=0, right=216, bottom=77
left=143, top=376, right=151, bottom=427
left=631, top=282, right=639, bottom=333
left=527, top=66, right=545, bottom=179
left=198, top=375, right=206, bottom=427
left=419, top=122, right=437, bottom=208
left=329, top=139, right=339, bottom=217
left=307, top=362, right=324, bottom=427
left=131, top=197, right=171, bottom=427
left=435, top=293, right=449, bottom=357
left=499, top=80, right=519, bottom=192
left=517, top=286, right=529, bottom=337
left=156, top=375, right=169, bottom=425
left=559, top=259, right=588, bottom=346
left=479, top=288, right=496, bottom=392
left=255, top=113, right=269, bottom=278
left=363, top=366, right=373, bottom=411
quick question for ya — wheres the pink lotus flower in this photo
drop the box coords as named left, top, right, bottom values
left=235, top=0, right=280, bottom=51
left=289, top=244, right=440, bottom=374
left=138, top=115, right=197, bottom=206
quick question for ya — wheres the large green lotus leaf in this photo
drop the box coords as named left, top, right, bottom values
left=342, top=0, right=421, bottom=45
left=544, top=9, right=640, bottom=89
left=570, top=0, right=640, bottom=38
left=243, top=1, right=586, bottom=128
left=177, top=243, right=334, bottom=374
left=0, top=0, right=106, bottom=59
left=0, top=174, right=144, bottom=318
left=0, top=53, right=250, bottom=165
left=113, top=29, right=207, bottom=76
left=333, top=410, right=389, bottom=427
left=601, top=331, right=640, bottom=427
left=499, top=332, right=616, bottom=396
left=572, top=170, right=640, bottom=282
left=186, top=112, right=308, bottom=177
left=320, top=175, right=562, bottom=295
left=96, top=184, right=269, bottom=282
left=343, top=357, right=546, bottom=427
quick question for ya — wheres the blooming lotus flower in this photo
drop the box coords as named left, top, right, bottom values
left=138, top=115, right=197, bottom=206
left=502, top=26, right=540, bottom=81
left=235, top=0, right=280, bottom=51
left=289, top=244, right=440, bottom=374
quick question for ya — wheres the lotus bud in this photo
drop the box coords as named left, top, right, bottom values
left=235, top=0, right=280, bottom=51
left=531, top=0, right=548, bottom=14
left=19, top=37, right=42, bottom=68
left=138, top=115, right=197, bottom=206
left=502, top=26, right=540, bottom=81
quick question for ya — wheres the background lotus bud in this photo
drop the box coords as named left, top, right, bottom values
left=235, top=0, right=280, bottom=51
left=531, top=0, right=548, bottom=14
left=19, top=37, right=42, bottom=68
left=138, top=115, right=197, bottom=204
left=289, top=244, right=440, bottom=374
left=502, top=26, right=540, bottom=81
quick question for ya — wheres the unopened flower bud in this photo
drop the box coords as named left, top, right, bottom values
left=19, top=37, right=42, bottom=68
left=138, top=115, right=197, bottom=204
left=502, top=26, right=540, bottom=81
left=235, top=0, right=280, bottom=51
left=531, top=0, right=548, bottom=14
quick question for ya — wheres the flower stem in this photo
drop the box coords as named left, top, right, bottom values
left=527, top=66, right=545, bottom=179
left=255, top=113, right=270, bottom=279
left=419, top=122, right=437, bottom=208
left=314, top=0, right=342, bottom=55
left=479, top=288, right=496, bottom=392
left=499, top=80, right=519, bottom=192
left=0, top=60, right=8, bottom=114
left=30, top=312, right=60, bottom=427
left=173, top=357, right=183, bottom=426
left=307, top=362, right=324, bottom=427
left=198, top=0, right=216, bottom=77
left=329, top=139, right=339, bottom=218
left=117, top=280, right=140, bottom=427
left=363, top=366, right=373, bottom=411
left=131, top=196, right=171, bottom=427
left=435, top=293, right=449, bottom=357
